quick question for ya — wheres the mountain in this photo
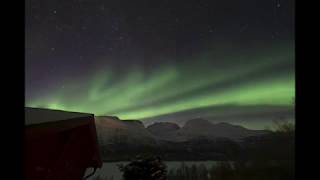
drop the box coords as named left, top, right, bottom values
left=146, top=118, right=271, bottom=142
left=96, top=116, right=271, bottom=145
left=146, top=122, right=185, bottom=142
left=141, top=105, right=294, bottom=130
left=147, top=122, right=180, bottom=134
left=95, top=116, right=156, bottom=146
left=95, top=116, right=273, bottom=161
left=178, top=118, right=271, bottom=141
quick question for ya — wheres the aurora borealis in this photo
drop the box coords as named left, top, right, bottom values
left=26, top=0, right=295, bottom=128
left=26, top=44, right=294, bottom=120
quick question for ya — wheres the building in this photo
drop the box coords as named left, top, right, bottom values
left=25, top=107, right=102, bottom=180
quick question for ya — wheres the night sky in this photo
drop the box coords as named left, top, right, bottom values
left=25, top=0, right=295, bottom=128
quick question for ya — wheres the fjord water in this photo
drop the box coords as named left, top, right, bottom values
left=86, top=161, right=220, bottom=180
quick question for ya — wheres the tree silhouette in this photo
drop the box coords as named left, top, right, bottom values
left=118, top=155, right=167, bottom=180
left=272, top=119, right=295, bottom=133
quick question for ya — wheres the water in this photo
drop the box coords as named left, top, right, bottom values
left=86, top=161, right=220, bottom=180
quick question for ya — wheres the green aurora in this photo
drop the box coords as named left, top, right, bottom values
left=26, top=46, right=295, bottom=120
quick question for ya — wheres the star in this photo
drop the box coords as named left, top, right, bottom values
left=277, top=3, right=281, bottom=8
left=25, top=0, right=295, bottom=129
left=240, top=24, right=248, bottom=32
left=276, top=0, right=281, bottom=8
left=112, top=25, right=119, bottom=31
left=34, top=15, right=40, bottom=20
left=81, top=26, right=87, bottom=30
left=55, top=25, right=63, bottom=32
left=208, top=26, right=214, bottom=33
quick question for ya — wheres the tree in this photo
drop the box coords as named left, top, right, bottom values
left=272, top=119, right=295, bottom=133
left=118, top=155, right=167, bottom=180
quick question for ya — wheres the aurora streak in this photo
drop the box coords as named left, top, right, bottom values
left=26, top=45, right=295, bottom=120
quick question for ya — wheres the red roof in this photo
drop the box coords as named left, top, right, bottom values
left=25, top=107, right=102, bottom=180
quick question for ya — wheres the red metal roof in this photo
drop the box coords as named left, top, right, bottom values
left=25, top=107, right=102, bottom=180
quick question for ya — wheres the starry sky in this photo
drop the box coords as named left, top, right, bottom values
left=25, top=0, right=295, bottom=127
